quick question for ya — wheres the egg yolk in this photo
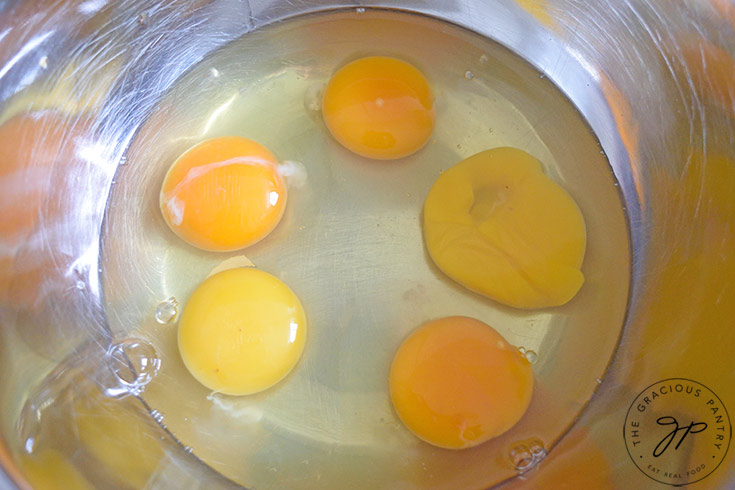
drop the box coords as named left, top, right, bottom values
left=322, top=56, right=435, bottom=160
left=159, top=136, right=286, bottom=252
left=390, top=316, right=534, bottom=449
left=178, top=268, right=306, bottom=396
left=423, top=147, right=586, bottom=309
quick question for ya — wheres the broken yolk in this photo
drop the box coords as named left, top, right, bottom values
left=159, top=136, right=286, bottom=252
left=178, top=268, right=307, bottom=396
left=423, top=147, right=586, bottom=309
left=322, top=56, right=434, bottom=160
left=390, top=316, right=534, bottom=449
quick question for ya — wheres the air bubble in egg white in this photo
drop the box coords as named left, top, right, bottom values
left=107, top=339, right=161, bottom=395
left=510, top=438, right=546, bottom=475
left=150, top=409, right=165, bottom=424
left=509, top=444, right=533, bottom=472
left=528, top=439, right=546, bottom=458
left=155, top=297, right=179, bottom=324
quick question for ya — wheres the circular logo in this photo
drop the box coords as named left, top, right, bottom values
left=624, top=378, right=732, bottom=486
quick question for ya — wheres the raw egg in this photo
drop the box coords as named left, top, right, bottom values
left=390, top=316, right=534, bottom=449
left=159, top=136, right=286, bottom=252
left=423, top=147, right=586, bottom=309
left=178, top=268, right=306, bottom=396
left=322, top=56, right=434, bottom=160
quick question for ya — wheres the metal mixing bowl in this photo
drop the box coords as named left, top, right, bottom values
left=1, top=0, right=733, bottom=488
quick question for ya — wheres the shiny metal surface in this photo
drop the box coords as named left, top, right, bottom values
left=1, top=0, right=734, bottom=489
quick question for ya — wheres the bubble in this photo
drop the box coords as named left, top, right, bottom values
left=155, top=297, right=178, bottom=324
left=137, top=12, right=149, bottom=26
left=509, top=444, right=534, bottom=472
left=464, top=70, right=474, bottom=80
left=356, top=7, right=365, bottom=14
left=539, top=73, right=545, bottom=79
left=119, top=155, right=128, bottom=166
left=39, top=56, right=49, bottom=69
left=150, top=409, right=165, bottom=424
left=107, top=339, right=161, bottom=395
left=510, top=438, right=546, bottom=475
left=528, top=438, right=547, bottom=459
left=517, top=346, right=537, bottom=364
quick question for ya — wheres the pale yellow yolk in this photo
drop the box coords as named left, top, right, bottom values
left=322, top=56, right=435, bottom=160
left=178, top=268, right=306, bottom=395
left=390, top=316, right=534, bottom=449
left=423, top=147, right=586, bottom=309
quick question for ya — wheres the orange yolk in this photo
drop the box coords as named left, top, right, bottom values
left=322, top=56, right=435, bottom=160
left=390, top=316, right=534, bottom=449
left=159, top=136, right=286, bottom=252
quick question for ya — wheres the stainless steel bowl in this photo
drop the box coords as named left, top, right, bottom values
left=1, top=0, right=733, bottom=488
